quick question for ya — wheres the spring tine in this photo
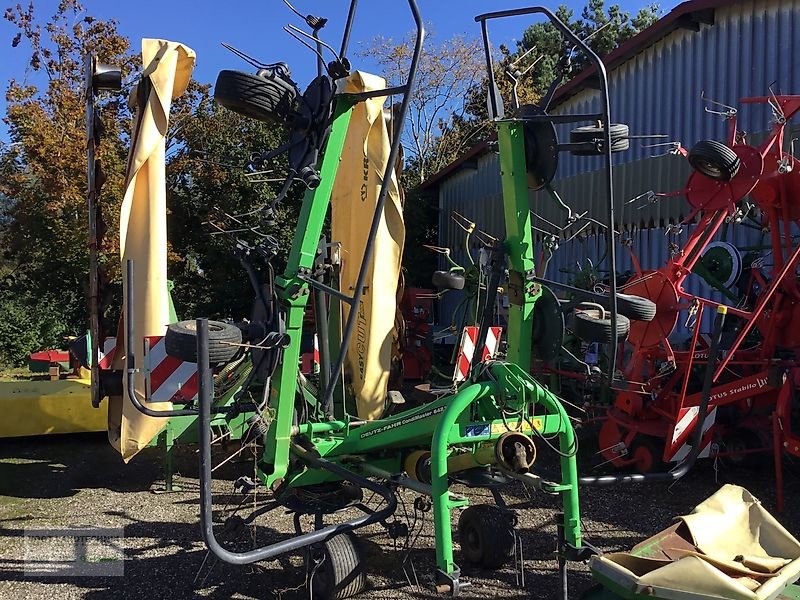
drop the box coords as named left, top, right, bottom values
left=451, top=210, right=476, bottom=233
left=564, top=221, right=592, bottom=243
left=625, top=190, right=654, bottom=205
left=422, top=244, right=450, bottom=255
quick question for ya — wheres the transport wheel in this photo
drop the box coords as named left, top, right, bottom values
left=458, top=505, right=515, bottom=569
left=573, top=309, right=630, bottom=343
left=214, top=69, right=297, bottom=124
left=164, top=320, right=242, bottom=364
left=531, top=285, right=564, bottom=361
left=721, top=429, right=763, bottom=468
left=599, top=293, right=657, bottom=322
left=308, top=532, right=367, bottom=600
left=628, top=436, right=666, bottom=473
left=687, top=140, right=740, bottom=181
left=569, top=123, right=629, bottom=155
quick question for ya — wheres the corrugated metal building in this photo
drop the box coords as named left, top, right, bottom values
left=421, top=0, right=800, bottom=337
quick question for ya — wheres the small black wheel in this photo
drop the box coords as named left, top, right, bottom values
left=214, top=69, right=298, bottom=124
left=308, top=532, right=367, bottom=600
left=600, top=293, right=657, bottom=322
left=687, top=140, right=740, bottom=181
left=458, top=505, right=515, bottom=569
left=721, top=428, right=764, bottom=468
left=164, top=320, right=242, bottom=364
left=573, top=309, right=630, bottom=343
left=569, top=123, right=629, bottom=156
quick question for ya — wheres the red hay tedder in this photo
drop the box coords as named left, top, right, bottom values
left=593, top=95, right=800, bottom=508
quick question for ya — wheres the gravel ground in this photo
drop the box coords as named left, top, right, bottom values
left=1, top=433, right=799, bottom=600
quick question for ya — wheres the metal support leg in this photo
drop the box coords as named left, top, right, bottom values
left=773, top=411, right=784, bottom=513
left=556, top=512, right=569, bottom=600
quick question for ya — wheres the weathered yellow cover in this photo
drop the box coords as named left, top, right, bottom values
left=108, top=39, right=195, bottom=461
left=330, top=72, right=404, bottom=420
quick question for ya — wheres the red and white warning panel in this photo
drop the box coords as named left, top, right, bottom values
left=454, top=326, right=503, bottom=383
left=667, top=405, right=717, bottom=462
left=143, top=336, right=198, bottom=404
left=98, top=337, right=117, bottom=370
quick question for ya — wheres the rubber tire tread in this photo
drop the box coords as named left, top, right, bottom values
left=687, top=139, right=740, bottom=181
left=458, top=505, right=515, bottom=569
left=214, top=69, right=297, bottom=123
left=600, top=293, right=657, bottom=322
left=573, top=310, right=630, bottom=343
left=312, top=533, right=367, bottom=600
left=164, top=320, right=242, bottom=364
left=570, top=123, right=630, bottom=155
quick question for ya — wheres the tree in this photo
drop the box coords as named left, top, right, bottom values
left=165, top=90, right=297, bottom=322
left=514, top=0, right=660, bottom=105
left=0, top=1, right=135, bottom=365
left=0, top=1, right=292, bottom=365
left=361, top=31, right=487, bottom=186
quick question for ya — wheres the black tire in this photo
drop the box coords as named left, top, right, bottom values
left=573, top=309, right=630, bottom=343
left=599, top=293, right=657, bottom=322
left=688, top=140, right=740, bottom=181
left=721, top=428, right=764, bottom=468
left=531, top=286, right=564, bottom=361
left=164, top=320, right=242, bottom=364
left=570, top=123, right=629, bottom=156
left=214, top=69, right=297, bottom=124
left=458, top=505, right=515, bottom=569
left=309, top=532, right=367, bottom=600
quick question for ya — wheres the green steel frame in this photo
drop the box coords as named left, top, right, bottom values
left=253, top=92, right=584, bottom=582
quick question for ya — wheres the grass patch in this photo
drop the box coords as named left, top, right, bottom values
left=0, top=367, right=47, bottom=382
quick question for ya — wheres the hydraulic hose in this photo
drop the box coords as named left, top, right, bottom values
left=196, top=318, right=397, bottom=565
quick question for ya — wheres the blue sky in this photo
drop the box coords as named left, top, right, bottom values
left=0, top=0, right=679, bottom=139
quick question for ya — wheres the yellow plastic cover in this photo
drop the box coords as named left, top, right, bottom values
left=108, top=39, right=196, bottom=461
left=330, top=72, right=404, bottom=420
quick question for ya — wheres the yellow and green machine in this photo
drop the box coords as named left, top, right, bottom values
left=84, top=2, right=800, bottom=599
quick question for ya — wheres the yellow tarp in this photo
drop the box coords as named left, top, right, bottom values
left=330, top=72, right=404, bottom=420
left=108, top=39, right=196, bottom=461
left=590, top=485, right=800, bottom=600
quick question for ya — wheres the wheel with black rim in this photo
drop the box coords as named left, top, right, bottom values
left=569, top=123, right=630, bottom=156
left=308, top=532, right=367, bottom=600
left=214, top=69, right=298, bottom=124
left=573, top=309, right=630, bottom=343
left=458, top=504, right=515, bottom=569
left=687, top=140, right=740, bottom=181
left=164, top=320, right=242, bottom=364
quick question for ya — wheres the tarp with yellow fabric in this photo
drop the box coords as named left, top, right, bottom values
left=107, top=39, right=195, bottom=461
left=330, top=72, right=404, bottom=421
left=589, top=485, right=800, bottom=599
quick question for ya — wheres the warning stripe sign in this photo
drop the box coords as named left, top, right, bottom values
left=143, top=336, right=198, bottom=404
left=98, top=337, right=117, bottom=370
left=667, top=405, right=717, bottom=462
left=454, top=326, right=502, bottom=383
